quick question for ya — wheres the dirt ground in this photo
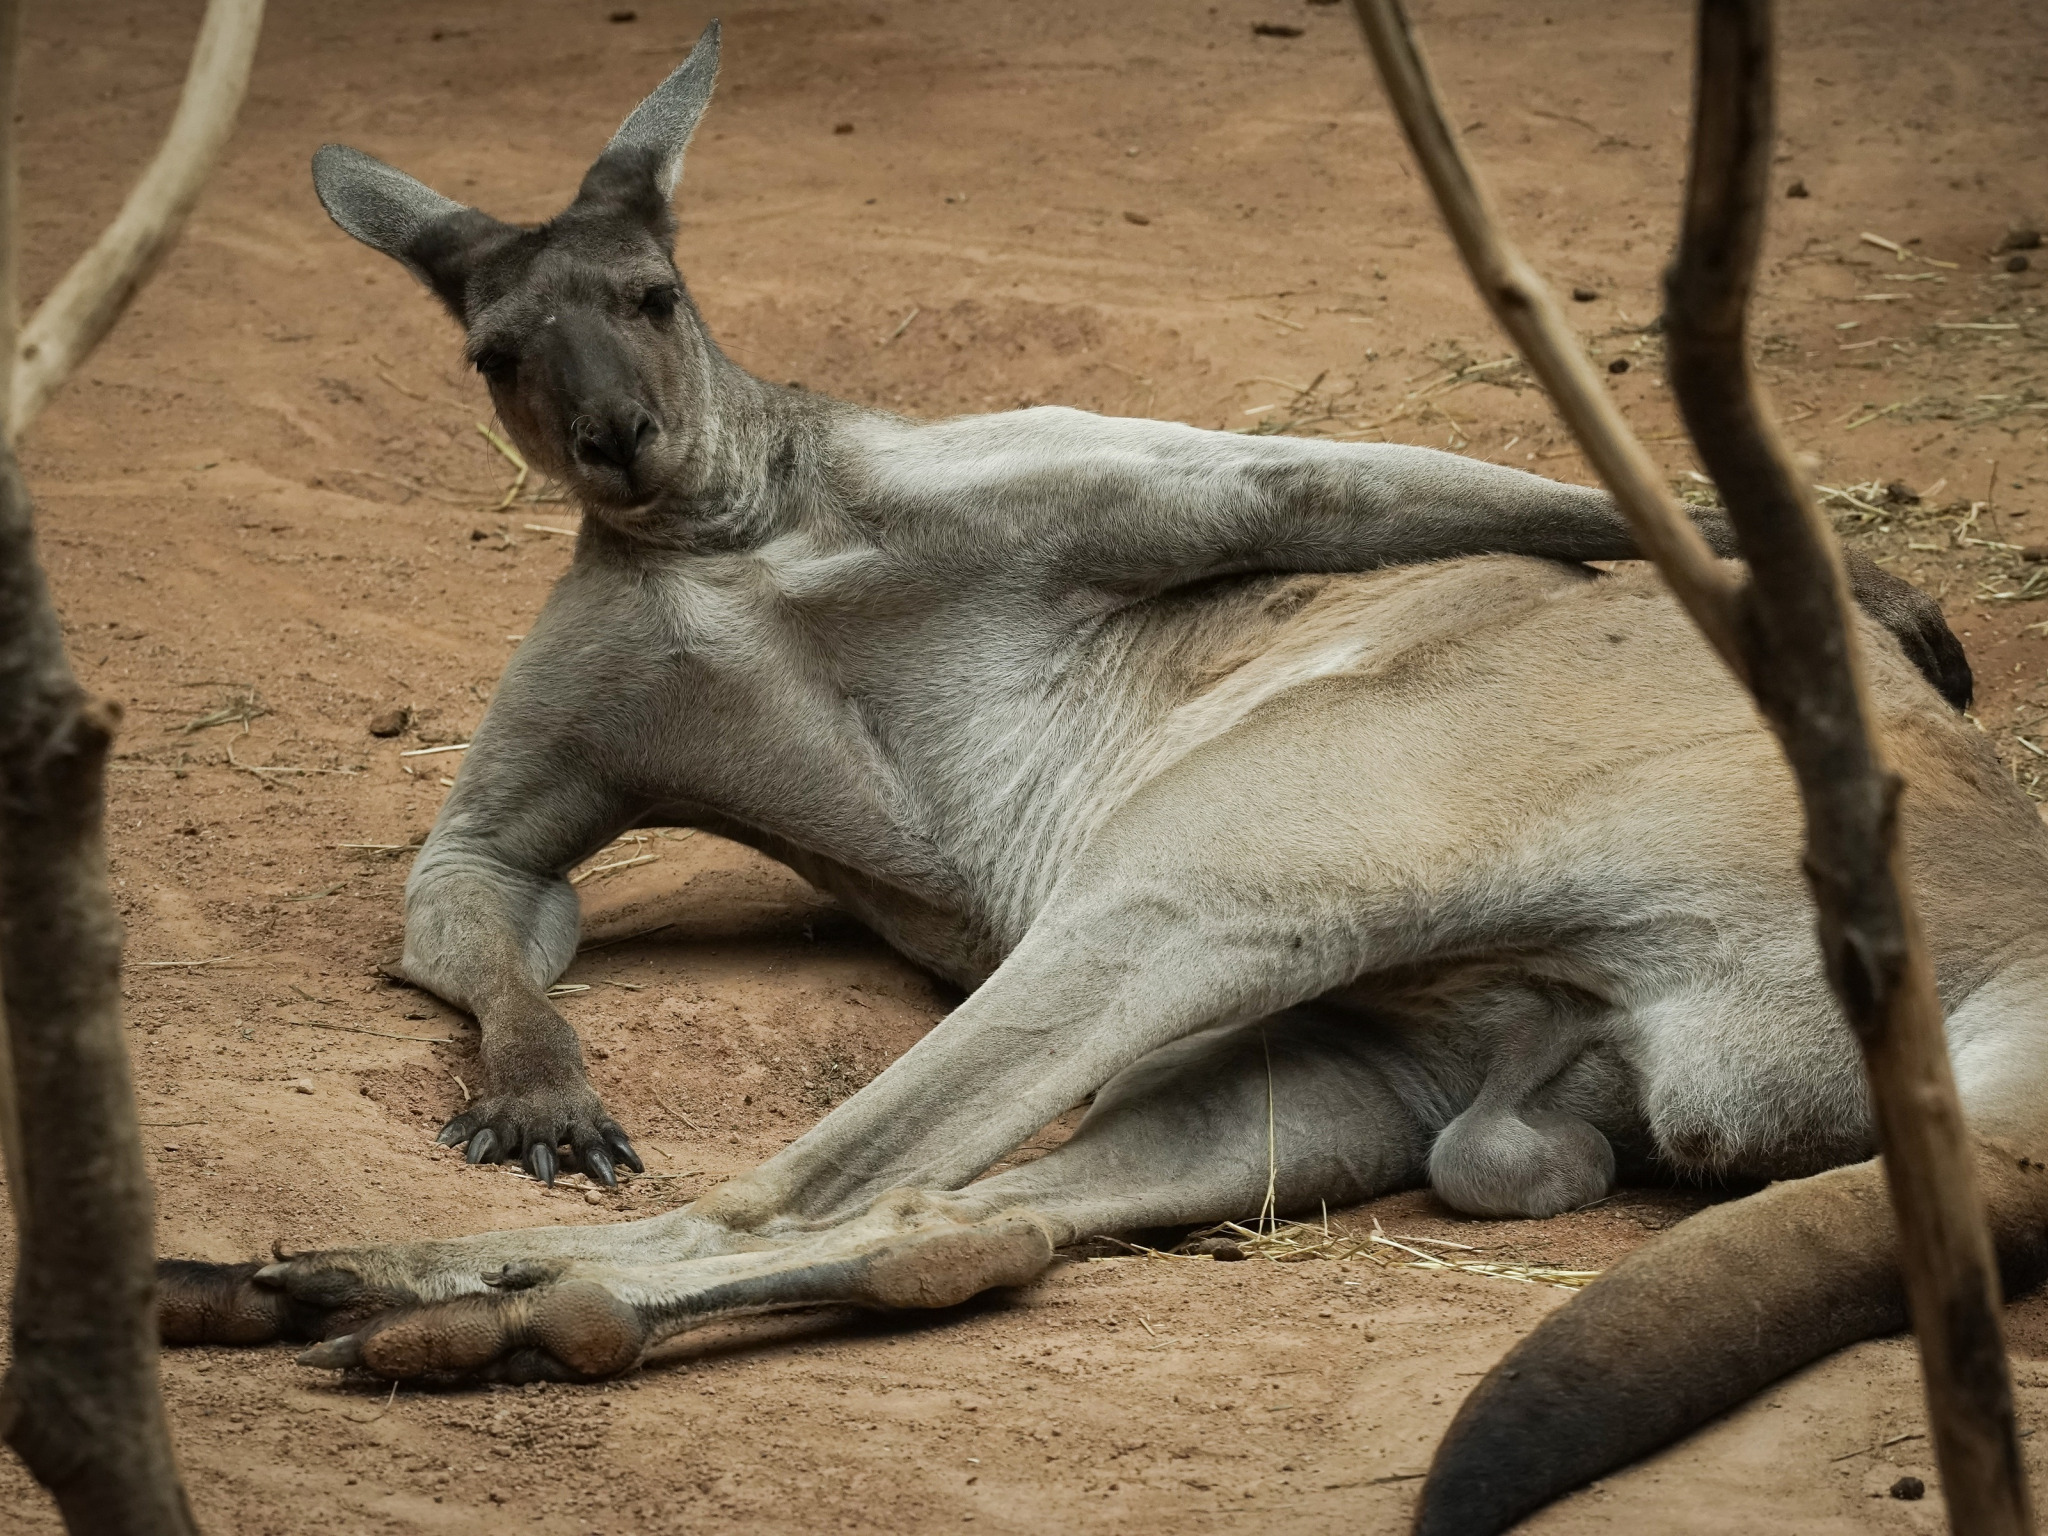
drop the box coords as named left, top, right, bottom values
left=3, top=0, right=2046, bottom=1530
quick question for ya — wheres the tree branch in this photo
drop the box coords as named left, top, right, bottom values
left=1664, top=5, right=2029, bottom=1530
left=0, top=456, right=200, bottom=1532
left=0, top=1, right=266, bottom=1529
left=1348, top=0, right=1746, bottom=675
left=7, top=0, right=264, bottom=442
left=0, top=0, right=21, bottom=1207
left=1351, top=1, right=2030, bottom=1532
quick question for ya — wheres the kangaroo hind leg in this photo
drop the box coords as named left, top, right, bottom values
left=282, top=1006, right=1431, bottom=1384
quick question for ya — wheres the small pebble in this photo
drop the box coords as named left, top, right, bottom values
left=1890, top=1475, right=1926, bottom=1501
left=287, top=1077, right=315, bottom=1095
left=367, top=707, right=411, bottom=738
left=1252, top=22, right=1304, bottom=37
left=1186, top=1237, right=1247, bottom=1261
left=834, top=122, right=854, bottom=135
left=1608, top=357, right=1631, bottom=374
left=1571, top=287, right=1599, bottom=303
left=1884, top=479, right=1921, bottom=505
left=2009, top=254, right=2031, bottom=274
left=607, top=8, right=637, bottom=21
left=585, top=1189, right=605, bottom=1206
left=1785, top=179, right=1809, bottom=198
left=1123, top=211, right=1152, bottom=226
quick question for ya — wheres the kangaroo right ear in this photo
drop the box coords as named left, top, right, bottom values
left=312, top=144, right=502, bottom=309
left=575, top=20, right=721, bottom=232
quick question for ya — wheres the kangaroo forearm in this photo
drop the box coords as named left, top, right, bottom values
left=1061, top=437, right=1731, bottom=587
left=402, top=853, right=582, bottom=1008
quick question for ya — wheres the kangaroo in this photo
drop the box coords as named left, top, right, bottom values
left=157, top=28, right=2042, bottom=1535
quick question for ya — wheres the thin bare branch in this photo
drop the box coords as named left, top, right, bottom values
left=0, top=1, right=266, bottom=1529
left=1665, top=4, right=2028, bottom=1530
left=0, top=0, right=21, bottom=1207
left=1352, top=2, right=2030, bottom=1534
left=7, top=0, right=264, bottom=441
left=1349, top=0, right=1746, bottom=675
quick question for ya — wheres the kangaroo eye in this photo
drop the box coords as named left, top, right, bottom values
left=639, top=284, right=679, bottom=320
left=474, top=350, right=517, bottom=383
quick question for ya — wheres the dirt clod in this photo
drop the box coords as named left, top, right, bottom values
left=1999, top=226, right=2042, bottom=251
left=1607, top=357, right=1631, bottom=374
left=2009, top=254, right=2031, bottom=273
left=1572, top=286, right=1599, bottom=302
left=1890, top=1475, right=1927, bottom=1501
left=1786, top=178, right=1810, bottom=197
left=367, top=707, right=411, bottom=738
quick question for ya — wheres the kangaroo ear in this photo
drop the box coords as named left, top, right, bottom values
left=312, top=145, right=464, bottom=268
left=577, top=19, right=721, bottom=227
left=312, top=144, right=510, bottom=311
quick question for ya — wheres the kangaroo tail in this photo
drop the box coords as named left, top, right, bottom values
left=1413, top=1139, right=2048, bottom=1536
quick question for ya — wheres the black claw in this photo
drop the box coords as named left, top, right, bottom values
left=436, top=1120, right=470, bottom=1147
left=583, top=1146, right=616, bottom=1187
left=527, top=1142, right=557, bottom=1186
left=605, top=1129, right=644, bottom=1175
left=466, top=1127, right=498, bottom=1165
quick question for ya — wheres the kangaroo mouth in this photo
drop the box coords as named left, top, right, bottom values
left=574, top=481, right=667, bottom=528
left=569, top=463, right=657, bottom=513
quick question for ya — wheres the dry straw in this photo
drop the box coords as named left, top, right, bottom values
left=1118, top=1029, right=1600, bottom=1291
left=1112, top=1214, right=1599, bottom=1293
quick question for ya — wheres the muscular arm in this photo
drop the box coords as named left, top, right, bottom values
left=857, top=407, right=1970, bottom=708
left=865, top=408, right=1692, bottom=578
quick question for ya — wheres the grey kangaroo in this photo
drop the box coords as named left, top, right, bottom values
left=161, top=27, right=2047, bottom=1536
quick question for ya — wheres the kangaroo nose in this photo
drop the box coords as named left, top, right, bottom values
left=571, top=406, right=657, bottom=472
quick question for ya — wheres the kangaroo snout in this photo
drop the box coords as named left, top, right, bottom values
left=570, top=405, right=658, bottom=474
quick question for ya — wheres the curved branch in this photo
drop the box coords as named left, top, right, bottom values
left=1664, top=5, right=2029, bottom=1532
left=1352, top=1, right=2031, bottom=1532
left=1347, top=0, right=1746, bottom=676
left=7, top=0, right=264, bottom=441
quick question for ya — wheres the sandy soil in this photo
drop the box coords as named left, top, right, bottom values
left=3, top=0, right=2047, bottom=1530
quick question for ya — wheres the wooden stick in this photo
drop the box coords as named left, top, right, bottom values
left=0, top=1, right=264, bottom=1529
left=1347, top=0, right=1745, bottom=676
left=7, top=0, right=264, bottom=441
left=0, top=465, right=202, bottom=1535
left=0, top=0, right=20, bottom=1216
left=1663, top=5, right=2027, bottom=1528
left=1351, top=2, right=2029, bottom=1531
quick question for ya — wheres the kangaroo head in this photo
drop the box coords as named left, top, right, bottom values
left=311, top=22, right=724, bottom=525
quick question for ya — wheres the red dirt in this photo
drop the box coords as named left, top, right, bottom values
left=3, top=0, right=2046, bottom=1530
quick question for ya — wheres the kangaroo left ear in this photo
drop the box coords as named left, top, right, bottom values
left=577, top=20, right=721, bottom=230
